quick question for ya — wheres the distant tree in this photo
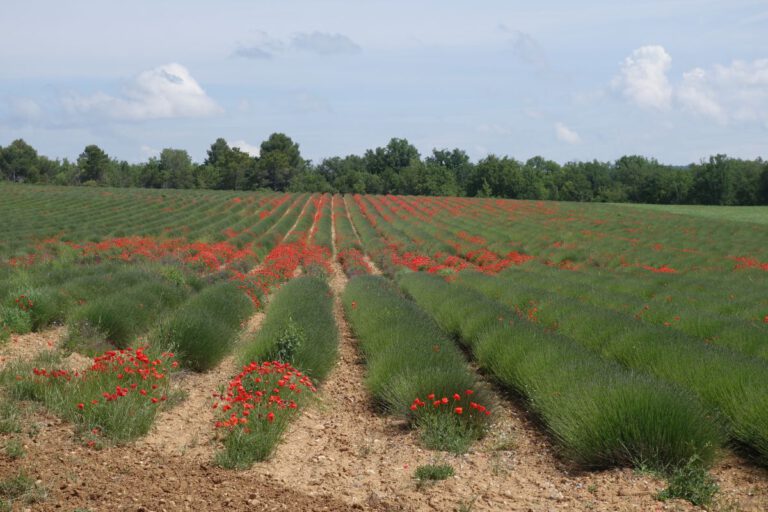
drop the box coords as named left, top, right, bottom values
left=257, top=133, right=305, bottom=191
left=203, top=138, right=255, bottom=190
left=159, top=148, right=194, bottom=189
left=759, top=163, right=768, bottom=205
left=468, top=155, right=525, bottom=198
left=77, top=144, right=110, bottom=184
left=104, top=160, right=137, bottom=188
left=689, top=154, right=734, bottom=205
left=193, top=164, right=221, bottom=190
left=427, top=148, right=473, bottom=194
left=401, top=160, right=461, bottom=196
left=139, top=157, right=163, bottom=188
left=204, top=138, right=232, bottom=168
left=1, top=139, right=39, bottom=182
left=288, top=170, right=333, bottom=193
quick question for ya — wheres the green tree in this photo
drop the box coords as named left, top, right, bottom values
left=288, top=171, right=333, bottom=193
left=1, top=139, right=39, bottom=182
left=203, top=138, right=255, bottom=190
left=689, top=154, right=733, bottom=205
left=426, top=148, right=473, bottom=194
left=159, top=148, right=194, bottom=189
left=257, top=133, right=305, bottom=191
left=77, top=144, right=110, bottom=184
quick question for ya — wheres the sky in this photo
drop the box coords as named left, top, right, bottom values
left=1, top=0, right=766, bottom=165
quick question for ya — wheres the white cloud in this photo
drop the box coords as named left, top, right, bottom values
left=614, top=47, right=768, bottom=125
left=235, top=31, right=360, bottom=59
left=677, top=59, right=768, bottom=123
left=9, top=98, right=43, bottom=123
left=612, top=45, right=673, bottom=110
left=677, top=68, right=726, bottom=122
left=554, top=122, right=581, bottom=144
left=63, top=63, right=222, bottom=121
left=291, top=32, right=360, bottom=55
left=229, top=140, right=260, bottom=157
left=140, top=144, right=160, bottom=158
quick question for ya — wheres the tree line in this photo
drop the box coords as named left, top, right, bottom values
left=2, top=134, right=768, bottom=205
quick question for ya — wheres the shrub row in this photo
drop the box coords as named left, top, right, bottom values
left=455, top=270, right=768, bottom=466
left=66, top=279, right=190, bottom=351
left=398, top=272, right=722, bottom=471
left=152, top=281, right=253, bottom=371
left=342, top=274, right=491, bottom=453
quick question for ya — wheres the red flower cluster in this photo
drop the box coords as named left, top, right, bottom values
left=31, top=346, right=175, bottom=409
left=14, top=295, right=34, bottom=311
left=642, top=264, right=677, bottom=274
left=230, top=240, right=332, bottom=308
left=337, top=249, right=372, bottom=276
left=409, top=390, right=490, bottom=416
left=213, top=361, right=316, bottom=429
left=732, top=256, right=768, bottom=272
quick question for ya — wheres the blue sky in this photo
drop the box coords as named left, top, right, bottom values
left=1, top=0, right=766, bottom=165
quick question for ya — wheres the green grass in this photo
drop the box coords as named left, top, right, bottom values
left=0, top=472, right=47, bottom=509
left=414, top=463, right=455, bottom=481
left=66, top=279, right=189, bottom=351
left=656, top=455, right=719, bottom=507
left=3, top=438, right=24, bottom=460
left=627, top=203, right=768, bottom=225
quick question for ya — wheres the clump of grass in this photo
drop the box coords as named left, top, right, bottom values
left=417, top=413, right=482, bottom=454
left=154, top=281, right=252, bottom=371
left=415, top=463, right=454, bottom=482
left=0, top=471, right=46, bottom=509
left=4, top=439, right=24, bottom=460
left=657, top=455, right=719, bottom=507
left=273, top=317, right=306, bottom=364
left=0, top=399, right=21, bottom=434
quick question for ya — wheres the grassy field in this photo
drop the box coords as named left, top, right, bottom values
left=626, top=203, right=768, bottom=224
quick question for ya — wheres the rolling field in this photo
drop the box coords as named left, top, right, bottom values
left=1, top=182, right=767, bottom=511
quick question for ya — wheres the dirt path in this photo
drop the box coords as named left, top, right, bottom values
left=0, top=407, right=366, bottom=512
left=136, top=311, right=265, bottom=460
left=0, top=326, right=65, bottom=371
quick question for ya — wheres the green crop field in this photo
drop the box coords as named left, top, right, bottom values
left=1, top=183, right=767, bottom=509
